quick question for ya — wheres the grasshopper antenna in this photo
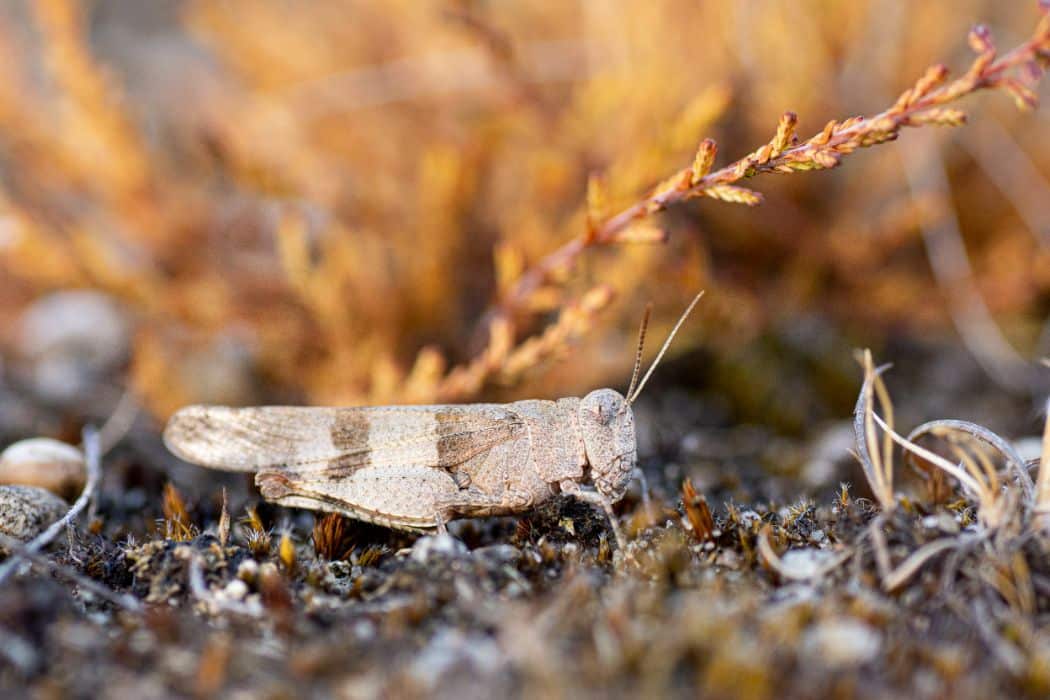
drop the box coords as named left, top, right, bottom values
left=626, top=291, right=705, bottom=405
left=623, top=303, right=652, bottom=403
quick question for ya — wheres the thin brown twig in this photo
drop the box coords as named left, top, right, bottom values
left=882, top=537, right=961, bottom=592
left=437, top=285, right=614, bottom=400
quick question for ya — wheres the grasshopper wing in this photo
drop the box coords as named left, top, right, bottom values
left=163, top=404, right=527, bottom=530
left=163, top=404, right=523, bottom=473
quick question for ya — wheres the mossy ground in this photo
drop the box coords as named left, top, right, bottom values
left=1, top=342, right=1048, bottom=699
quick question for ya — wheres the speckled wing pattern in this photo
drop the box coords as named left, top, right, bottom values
left=163, top=404, right=525, bottom=474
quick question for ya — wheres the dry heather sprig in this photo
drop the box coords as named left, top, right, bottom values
left=437, top=285, right=614, bottom=400
left=32, top=0, right=152, bottom=207
left=4, top=3, right=1047, bottom=416
left=462, top=10, right=1050, bottom=397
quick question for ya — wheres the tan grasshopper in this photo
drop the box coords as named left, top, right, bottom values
left=163, top=293, right=703, bottom=550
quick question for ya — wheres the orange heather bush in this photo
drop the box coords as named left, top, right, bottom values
left=0, top=1, right=1047, bottom=417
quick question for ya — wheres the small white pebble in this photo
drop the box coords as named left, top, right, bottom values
left=779, top=548, right=835, bottom=580
left=353, top=620, right=376, bottom=641
left=223, top=579, right=249, bottom=601
left=0, top=437, right=86, bottom=500
left=739, top=510, right=762, bottom=528
left=680, top=432, right=703, bottom=455
left=409, top=630, right=503, bottom=691
left=236, top=558, right=259, bottom=583
left=802, top=619, right=882, bottom=668
left=473, top=544, right=521, bottom=564
left=410, top=533, right=468, bottom=563
left=717, top=549, right=741, bottom=570
left=937, top=513, right=960, bottom=534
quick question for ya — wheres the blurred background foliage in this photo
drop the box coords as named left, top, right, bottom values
left=0, top=0, right=1046, bottom=434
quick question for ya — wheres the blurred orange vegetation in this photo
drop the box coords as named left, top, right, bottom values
left=0, top=0, right=1047, bottom=417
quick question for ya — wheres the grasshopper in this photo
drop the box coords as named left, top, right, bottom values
left=163, top=293, right=703, bottom=550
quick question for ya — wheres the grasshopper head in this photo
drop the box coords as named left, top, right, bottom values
left=577, top=292, right=705, bottom=503
left=579, top=388, right=636, bottom=502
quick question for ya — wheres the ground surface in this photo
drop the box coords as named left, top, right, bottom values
left=1, top=340, right=1049, bottom=700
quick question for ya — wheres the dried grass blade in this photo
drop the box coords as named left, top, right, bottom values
left=871, top=414, right=985, bottom=501
left=853, top=352, right=894, bottom=510
left=947, top=444, right=995, bottom=496
left=906, top=419, right=1033, bottom=499
left=882, top=537, right=960, bottom=592
left=868, top=516, right=892, bottom=581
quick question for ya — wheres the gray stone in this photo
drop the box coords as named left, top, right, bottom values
left=0, top=485, right=68, bottom=547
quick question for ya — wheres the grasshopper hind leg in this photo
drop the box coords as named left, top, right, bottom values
left=435, top=487, right=533, bottom=520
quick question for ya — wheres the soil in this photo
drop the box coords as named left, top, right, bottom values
left=1, top=338, right=1049, bottom=699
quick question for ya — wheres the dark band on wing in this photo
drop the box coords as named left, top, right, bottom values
left=319, top=408, right=523, bottom=477
left=330, top=409, right=370, bottom=453
left=324, top=409, right=376, bottom=474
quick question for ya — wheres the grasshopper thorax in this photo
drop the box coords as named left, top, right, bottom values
left=578, top=388, right=636, bottom=502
